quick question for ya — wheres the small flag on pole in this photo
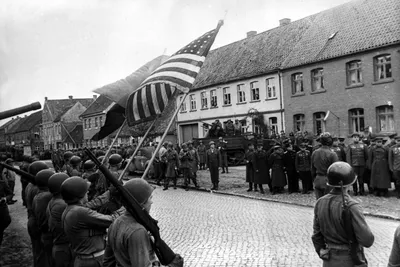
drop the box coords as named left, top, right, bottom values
left=126, top=21, right=223, bottom=126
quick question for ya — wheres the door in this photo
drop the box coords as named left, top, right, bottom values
left=181, top=124, right=199, bottom=143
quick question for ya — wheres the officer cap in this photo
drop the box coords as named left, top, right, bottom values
left=389, top=133, right=397, bottom=139
left=351, top=132, right=360, bottom=137
left=209, top=141, right=215, bottom=145
left=327, top=162, right=357, bottom=187
left=61, top=177, right=90, bottom=204
left=338, top=137, right=345, bottom=142
left=124, top=178, right=155, bottom=205
left=63, top=151, right=74, bottom=160
left=48, top=173, right=69, bottom=194
left=69, top=156, right=82, bottom=166
left=109, top=154, right=123, bottom=166
left=35, top=169, right=55, bottom=188
left=83, top=160, right=96, bottom=171
left=28, top=161, right=49, bottom=176
left=332, top=137, right=338, bottom=141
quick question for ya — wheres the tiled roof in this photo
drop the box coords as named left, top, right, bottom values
left=282, top=0, right=400, bottom=69
left=14, top=110, right=42, bottom=133
left=80, top=95, right=113, bottom=118
left=45, top=98, right=94, bottom=122
left=6, top=117, right=27, bottom=134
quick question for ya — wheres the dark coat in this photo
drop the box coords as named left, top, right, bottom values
left=268, top=152, right=287, bottom=187
left=218, top=141, right=228, bottom=166
left=197, top=144, right=207, bottom=164
left=179, top=150, right=192, bottom=169
left=189, top=148, right=199, bottom=172
left=369, top=146, right=391, bottom=189
left=206, top=149, right=220, bottom=168
left=252, top=150, right=270, bottom=184
left=164, top=150, right=179, bottom=178
left=245, top=149, right=255, bottom=183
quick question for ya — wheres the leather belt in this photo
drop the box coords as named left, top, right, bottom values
left=327, top=243, right=350, bottom=250
left=77, top=250, right=105, bottom=259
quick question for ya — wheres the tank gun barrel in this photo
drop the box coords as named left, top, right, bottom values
left=0, top=102, right=42, bottom=120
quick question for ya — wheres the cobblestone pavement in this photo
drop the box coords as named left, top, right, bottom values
left=151, top=188, right=397, bottom=267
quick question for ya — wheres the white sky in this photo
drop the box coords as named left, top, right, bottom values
left=0, top=0, right=352, bottom=123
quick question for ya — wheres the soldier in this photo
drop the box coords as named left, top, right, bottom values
left=268, top=145, right=287, bottom=195
left=94, top=156, right=109, bottom=198
left=331, top=137, right=346, bottom=162
left=311, top=133, right=338, bottom=200
left=295, top=142, right=312, bottom=194
left=20, top=156, right=33, bottom=207
left=0, top=166, right=12, bottom=247
left=338, top=137, right=347, bottom=150
left=162, top=142, right=179, bottom=190
left=51, top=149, right=63, bottom=172
left=46, top=173, right=72, bottom=267
left=179, top=143, right=196, bottom=191
left=60, top=151, right=74, bottom=176
left=2, top=158, right=17, bottom=204
left=284, top=143, right=299, bottom=194
left=364, top=137, right=376, bottom=195
left=103, top=178, right=184, bottom=267
left=389, top=136, right=400, bottom=198
left=218, top=137, right=229, bottom=173
left=346, top=132, right=368, bottom=196
left=385, top=133, right=397, bottom=148
left=197, top=140, right=207, bottom=170
left=369, top=137, right=391, bottom=197
left=312, top=162, right=374, bottom=266
left=234, top=119, right=242, bottom=136
left=245, top=143, right=257, bottom=192
left=188, top=141, right=200, bottom=186
left=69, top=156, right=82, bottom=177
left=82, top=160, right=98, bottom=201
left=252, top=141, right=271, bottom=194
left=156, top=142, right=168, bottom=186
left=26, top=161, right=49, bottom=267
left=32, top=169, right=56, bottom=267
left=206, top=141, right=221, bottom=190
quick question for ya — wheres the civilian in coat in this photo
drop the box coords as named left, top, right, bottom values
left=252, top=142, right=271, bottom=194
left=206, top=141, right=221, bottom=190
left=369, top=137, right=391, bottom=197
left=245, top=143, right=256, bottom=192
left=268, top=145, right=287, bottom=195
left=283, top=144, right=299, bottom=194
left=218, top=137, right=229, bottom=173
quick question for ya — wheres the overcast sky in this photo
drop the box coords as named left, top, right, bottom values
left=0, top=0, right=352, bottom=124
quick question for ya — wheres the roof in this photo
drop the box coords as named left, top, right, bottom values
left=80, top=95, right=114, bottom=118
left=45, top=98, right=94, bottom=122
left=63, top=123, right=83, bottom=144
left=14, top=110, right=42, bottom=133
left=192, top=0, right=400, bottom=89
left=0, top=118, right=20, bottom=130
left=6, top=117, right=27, bottom=134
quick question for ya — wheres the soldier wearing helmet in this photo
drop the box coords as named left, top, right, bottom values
left=162, top=142, right=179, bottom=190
left=82, top=160, right=98, bottom=201
left=311, top=132, right=339, bottom=200
left=104, top=178, right=184, bottom=267
left=0, top=161, right=13, bottom=247
left=312, top=162, right=374, bottom=266
left=346, top=132, right=369, bottom=196
left=46, top=173, right=72, bottom=267
left=60, top=177, right=121, bottom=266
left=32, top=169, right=55, bottom=267
left=60, top=151, right=74, bottom=176
left=69, top=155, right=82, bottom=177
left=1, top=158, right=17, bottom=204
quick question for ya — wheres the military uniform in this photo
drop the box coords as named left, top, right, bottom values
left=162, top=148, right=179, bottom=189
left=389, top=140, right=400, bottom=197
left=179, top=148, right=195, bottom=190
left=284, top=147, right=299, bottom=193
left=26, top=182, right=43, bottom=267
left=330, top=145, right=346, bottom=162
left=0, top=177, right=12, bottom=246
left=369, top=143, right=391, bottom=196
left=346, top=141, right=368, bottom=195
left=218, top=139, right=228, bottom=173
left=245, top=147, right=256, bottom=191
left=252, top=148, right=271, bottom=193
left=197, top=143, right=207, bottom=170
left=295, top=148, right=312, bottom=194
left=311, top=146, right=338, bottom=200
left=268, top=148, right=287, bottom=194
left=206, top=145, right=221, bottom=190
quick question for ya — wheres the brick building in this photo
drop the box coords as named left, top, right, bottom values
left=281, top=0, right=400, bottom=138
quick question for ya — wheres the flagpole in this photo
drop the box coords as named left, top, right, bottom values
left=118, top=119, right=157, bottom=181
left=141, top=93, right=187, bottom=180
left=101, top=119, right=127, bottom=164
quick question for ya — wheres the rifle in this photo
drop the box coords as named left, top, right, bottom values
left=0, top=162, right=36, bottom=185
left=340, top=182, right=367, bottom=266
left=84, top=148, right=176, bottom=266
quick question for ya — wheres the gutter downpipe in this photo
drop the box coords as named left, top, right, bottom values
left=278, top=70, right=284, bottom=132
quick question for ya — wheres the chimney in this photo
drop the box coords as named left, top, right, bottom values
left=45, top=97, right=48, bottom=101
left=69, top=95, right=73, bottom=99
left=246, top=31, right=257, bottom=38
left=279, top=18, right=291, bottom=26
left=93, top=95, right=97, bottom=100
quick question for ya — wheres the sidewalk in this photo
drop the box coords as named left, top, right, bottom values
left=145, top=166, right=400, bottom=221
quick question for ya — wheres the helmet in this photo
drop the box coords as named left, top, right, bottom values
left=63, top=151, right=74, bottom=160
left=109, top=154, right=122, bottom=166
left=48, top=173, right=70, bottom=194
left=124, top=178, right=154, bottom=204
left=327, top=162, right=357, bottom=187
left=83, top=160, right=96, bottom=171
left=69, top=156, right=82, bottom=166
left=320, top=132, right=333, bottom=146
left=28, top=161, right=49, bottom=176
left=35, top=169, right=55, bottom=188
left=61, top=177, right=90, bottom=204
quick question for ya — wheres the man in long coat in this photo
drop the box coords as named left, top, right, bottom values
left=206, top=141, right=221, bottom=190
left=268, top=145, right=287, bottom=194
left=245, top=143, right=256, bottom=192
left=197, top=141, right=207, bottom=170
left=162, top=142, right=179, bottom=190
left=218, top=137, right=229, bottom=173
left=188, top=141, right=200, bottom=187
left=369, top=137, right=391, bottom=197
left=252, top=142, right=271, bottom=194
left=389, top=136, right=400, bottom=198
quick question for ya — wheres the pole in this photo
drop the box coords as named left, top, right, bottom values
left=101, top=119, right=127, bottom=164
left=141, top=93, right=188, bottom=180
left=118, top=119, right=157, bottom=181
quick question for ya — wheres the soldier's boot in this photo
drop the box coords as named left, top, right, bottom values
left=214, top=183, right=219, bottom=190
left=254, top=184, right=259, bottom=192
left=221, top=168, right=225, bottom=174
left=225, top=167, right=229, bottom=173
left=163, top=184, right=168, bottom=191
left=194, top=182, right=199, bottom=189
left=259, top=185, right=265, bottom=194
left=173, top=180, right=177, bottom=190
left=247, top=183, right=253, bottom=192
left=211, top=183, right=216, bottom=190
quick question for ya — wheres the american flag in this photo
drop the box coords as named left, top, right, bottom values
left=126, top=21, right=223, bottom=126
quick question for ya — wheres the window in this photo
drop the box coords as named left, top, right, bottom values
left=377, top=105, right=394, bottom=132
left=95, top=117, right=98, bottom=128
left=266, top=78, right=276, bottom=99
left=88, top=118, right=92, bottom=129
left=180, top=96, right=187, bottom=112
left=241, top=120, right=247, bottom=133
left=291, top=73, right=304, bottom=94
left=237, top=84, right=246, bottom=103
left=223, top=87, right=231, bottom=105
left=250, top=82, right=260, bottom=101
left=349, top=108, right=365, bottom=133
left=311, top=68, right=324, bottom=92
left=346, top=60, right=362, bottom=85
left=269, top=117, right=278, bottom=135
left=99, top=116, right=103, bottom=127
left=313, top=112, right=326, bottom=135
left=201, top=92, right=208, bottom=109
left=210, top=89, right=217, bottom=107
left=374, top=54, right=392, bottom=81
left=84, top=119, right=87, bottom=130
left=189, top=94, right=196, bottom=111
left=293, top=114, right=305, bottom=132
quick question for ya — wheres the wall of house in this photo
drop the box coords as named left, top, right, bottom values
left=282, top=45, right=400, bottom=138
left=82, top=114, right=108, bottom=147
left=62, top=103, right=87, bottom=123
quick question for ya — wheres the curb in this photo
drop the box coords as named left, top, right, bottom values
left=148, top=180, right=400, bottom=221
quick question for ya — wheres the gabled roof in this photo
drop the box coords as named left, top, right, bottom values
left=80, top=95, right=114, bottom=118
left=45, top=98, right=94, bottom=122
left=14, top=110, right=42, bottom=133
left=6, top=117, right=27, bottom=134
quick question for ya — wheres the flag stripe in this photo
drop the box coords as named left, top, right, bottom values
left=150, top=67, right=198, bottom=79
left=163, top=54, right=205, bottom=65
left=165, top=57, right=204, bottom=67
left=151, top=84, right=161, bottom=115
left=132, top=89, right=140, bottom=121
left=153, top=62, right=201, bottom=74
left=142, top=69, right=196, bottom=85
left=145, top=84, right=156, bottom=116
left=142, top=86, right=151, bottom=118
left=137, top=89, right=146, bottom=121
left=156, top=83, right=165, bottom=112
left=142, top=74, right=194, bottom=89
